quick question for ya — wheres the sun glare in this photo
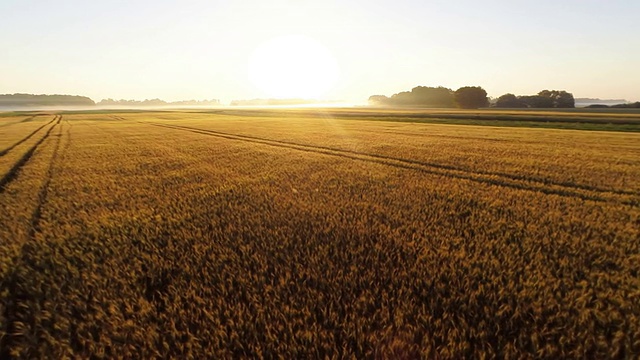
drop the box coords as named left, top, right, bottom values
left=248, top=35, right=340, bottom=99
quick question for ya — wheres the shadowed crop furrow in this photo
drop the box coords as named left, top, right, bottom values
left=0, top=117, right=68, bottom=358
left=0, top=116, right=61, bottom=193
left=145, top=122, right=636, bottom=205
left=29, top=117, right=65, bottom=237
left=0, top=116, right=57, bottom=157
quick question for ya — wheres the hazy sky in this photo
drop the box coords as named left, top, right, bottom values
left=1, top=0, right=639, bottom=103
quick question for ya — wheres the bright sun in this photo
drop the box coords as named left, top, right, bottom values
left=248, top=35, right=339, bottom=99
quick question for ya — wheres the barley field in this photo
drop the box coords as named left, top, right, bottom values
left=1, top=109, right=639, bottom=358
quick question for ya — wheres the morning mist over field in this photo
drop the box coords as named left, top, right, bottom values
left=1, top=0, right=639, bottom=104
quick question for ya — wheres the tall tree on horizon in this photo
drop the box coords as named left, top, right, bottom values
left=454, top=86, right=489, bottom=109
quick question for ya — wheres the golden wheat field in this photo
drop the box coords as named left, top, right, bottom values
left=1, top=109, right=639, bottom=358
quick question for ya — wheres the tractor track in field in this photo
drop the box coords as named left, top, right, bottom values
left=347, top=127, right=640, bottom=196
left=0, top=116, right=68, bottom=357
left=0, top=116, right=61, bottom=194
left=28, top=116, right=66, bottom=237
left=143, top=121, right=638, bottom=205
left=0, top=115, right=37, bottom=128
left=0, top=116, right=58, bottom=157
left=113, top=115, right=640, bottom=197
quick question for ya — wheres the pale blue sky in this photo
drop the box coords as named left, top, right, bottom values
left=1, top=0, right=638, bottom=103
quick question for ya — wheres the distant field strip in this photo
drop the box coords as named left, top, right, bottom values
left=0, top=116, right=61, bottom=192
left=334, top=112, right=640, bottom=124
left=178, top=109, right=640, bottom=132
left=145, top=121, right=639, bottom=205
left=206, top=108, right=640, bottom=124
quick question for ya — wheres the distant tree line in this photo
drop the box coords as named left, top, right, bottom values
left=97, top=98, right=220, bottom=106
left=369, top=86, right=455, bottom=107
left=369, top=86, right=489, bottom=109
left=369, top=87, right=580, bottom=109
left=0, top=93, right=95, bottom=106
left=495, top=90, right=575, bottom=108
left=0, top=94, right=222, bottom=108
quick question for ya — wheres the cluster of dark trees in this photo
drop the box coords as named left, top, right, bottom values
left=97, top=98, right=220, bottom=106
left=369, top=87, right=578, bottom=109
left=369, top=86, right=455, bottom=107
left=495, top=90, right=575, bottom=108
left=369, top=86, right=489, bottom=109
left=0, top=93, right=95, bottom=106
